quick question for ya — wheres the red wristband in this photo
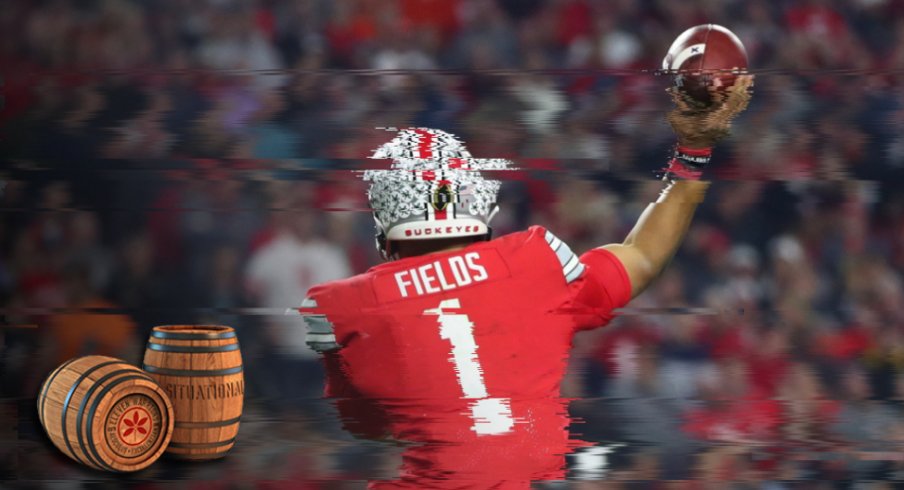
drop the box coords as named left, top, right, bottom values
left=659, top=144, right=712, bottom=181
left=676, top=145, right=713, bottom=157
left=674, top=145, right=713, bottom=168
left=663, top=158, right=704, bottom=181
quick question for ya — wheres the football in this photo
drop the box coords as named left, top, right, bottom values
left=662, top=24, right=748, bottom=107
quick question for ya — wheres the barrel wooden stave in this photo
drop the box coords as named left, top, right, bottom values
left=37, top=355, right=174, bottom=472
left=37, top=357, right=79, bottom=428
left=142, top=326, right=243, bottom=460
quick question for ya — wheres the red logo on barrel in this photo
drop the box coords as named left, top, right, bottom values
left=117, top=407, right=151, bottom=446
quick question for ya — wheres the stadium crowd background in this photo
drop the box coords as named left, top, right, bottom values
left=3, top=0, right=904, bottom=486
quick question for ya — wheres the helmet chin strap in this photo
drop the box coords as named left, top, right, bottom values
left=483, top=204, right=499, bottom=241
left=487, top=204, right=500, bottom=224
left=373, top=216, right=390, bottom=261
left=384, top=238, right=398, bottom=261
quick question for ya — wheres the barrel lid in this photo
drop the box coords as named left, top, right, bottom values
left=151, top=325, right=235, bottom=340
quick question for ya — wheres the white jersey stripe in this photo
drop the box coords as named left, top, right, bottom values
left=303, top=315, right=335, bottom=334
left=307, top=342, right=340, bottom=352
left=544, top=230, right=586, bottom=284
left=563, top=254, right=581, bottom=276
left=299, top=303, right=341, bottom=352
left=555, top=243, right=575, bottom=268
left=306, top=333, right=337, bottom=343
left=565, top=262, right=586, bottom=283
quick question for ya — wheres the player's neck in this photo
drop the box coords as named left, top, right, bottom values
left=393, top=237, right=481, bottom=260
left=396, top=244, right=468, bottom=260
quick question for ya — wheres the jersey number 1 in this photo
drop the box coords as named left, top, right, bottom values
left=425, top=299, right=515, bottom=435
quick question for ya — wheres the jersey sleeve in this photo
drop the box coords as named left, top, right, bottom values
left=297, top=295, right=353, bottom=397
left=569, top=247, right=633, bottom=330
left=539, top=229, right=633, bottom=331
left=297, top=296, right=341, bottom=352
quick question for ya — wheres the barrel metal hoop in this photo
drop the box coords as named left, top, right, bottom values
left=146, top=343, right=239, bottom=353
left=61, top=360, right=124, bottom=468
left=85, top=374, right=155, bottom=471
left=151, top=330, right=236, bottom=340
left=168, top=437, right=236, bottom=449
left=142, top=365, right=243, bottom=377
left=39, top=357, right=79, bottom=424
left=174, top=416, right=242, bottom=429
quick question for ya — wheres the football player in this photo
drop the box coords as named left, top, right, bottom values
left=297, top=77, right=752, bottom=488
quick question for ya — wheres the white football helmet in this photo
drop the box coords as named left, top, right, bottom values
left=362, top=128, right=512, bottom=258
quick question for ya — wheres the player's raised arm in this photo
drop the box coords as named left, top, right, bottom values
left=603, top=75, right=753, bottom=298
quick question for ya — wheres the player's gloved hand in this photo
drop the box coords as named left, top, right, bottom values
left=667, top=74, right=753, bottom=149
left=662, top=75, right=753, bottom=181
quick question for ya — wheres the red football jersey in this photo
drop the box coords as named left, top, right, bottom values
left=298, top=226, right=632, bottom=487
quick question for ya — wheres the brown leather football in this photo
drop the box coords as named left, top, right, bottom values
left=662, top=24, right=749, bottom=107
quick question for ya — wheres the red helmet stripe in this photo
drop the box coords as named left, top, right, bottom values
left=448, top=158, right=467, bottom=169
left=414, top=129, right=435, bottom=158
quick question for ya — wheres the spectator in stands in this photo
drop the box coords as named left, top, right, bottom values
left=245, top=182, right=351, bottom=407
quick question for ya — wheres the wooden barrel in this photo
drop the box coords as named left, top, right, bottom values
left=142, top=325, right=243, bottom=460
left=37, top=355, right=174, bottom=472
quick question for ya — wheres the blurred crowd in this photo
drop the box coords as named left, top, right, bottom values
left=3, top=0, right=904, bottom=486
